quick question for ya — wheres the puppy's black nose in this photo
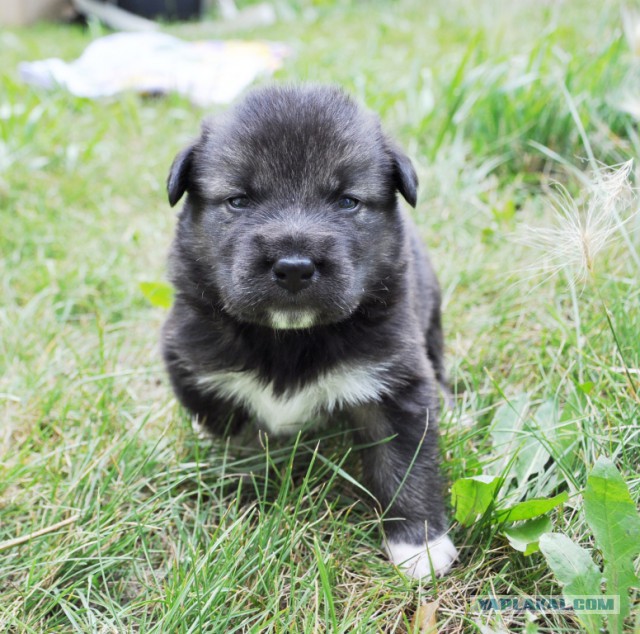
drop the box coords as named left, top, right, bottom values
left=272, top=256, right=316, bottom=293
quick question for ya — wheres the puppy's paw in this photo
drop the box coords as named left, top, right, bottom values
left=385, top=534, right=458, bottom=580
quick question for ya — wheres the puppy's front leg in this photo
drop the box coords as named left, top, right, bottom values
left=353, top=385, right=457, bottom=580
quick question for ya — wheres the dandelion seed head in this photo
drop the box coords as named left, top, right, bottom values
left=516, top=160, right=638, bottom=287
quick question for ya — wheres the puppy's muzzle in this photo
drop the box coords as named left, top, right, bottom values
left=272, top=256, right=316, bottom=294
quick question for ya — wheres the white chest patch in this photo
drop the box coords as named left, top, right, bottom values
left=195, top=362, right=393, bottom=434
left=269, top=309, right=316, bottom=330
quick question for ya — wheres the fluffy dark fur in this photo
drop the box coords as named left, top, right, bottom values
left=162, top=85, right=456, bottom=578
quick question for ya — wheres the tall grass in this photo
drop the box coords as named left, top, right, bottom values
left=1, top=0, right=638, bottom=631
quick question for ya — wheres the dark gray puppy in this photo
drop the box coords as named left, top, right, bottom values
left=162, top=85, right=457, bottom=579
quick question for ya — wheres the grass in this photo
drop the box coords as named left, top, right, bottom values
left=1, top=0, right=639, bottom=631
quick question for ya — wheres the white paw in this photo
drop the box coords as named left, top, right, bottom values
left=385, top=534, right=458, bottom=580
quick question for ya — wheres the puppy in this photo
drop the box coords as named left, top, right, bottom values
left=162, top=85, right=457, bottom=579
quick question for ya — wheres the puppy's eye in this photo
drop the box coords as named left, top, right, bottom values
left=337, top=196, right=359, bottom=211
left=226, top=196, right=251, bottom=210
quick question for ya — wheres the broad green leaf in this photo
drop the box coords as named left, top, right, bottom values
left=514, top=400, right=556, bottom=484
left=495, top=491, right=568, bottom=523
left=502, top=515, right=551, bottom=555
left=140, top=281, right=174, bottom=309
left=550, top=416, right=579, bottom=459
left=451, top=475, right=502, bottom=526
left=489, top=395, right=557, bottom=488
left=489, top=394, right=529, bottom=454
left=556, top=390, right=583, bottom=457
left=583, top=456, right=640, bottom=634
left=489, top=396, right=577, bottom=494
left=539, top=533, right=603, bottom=634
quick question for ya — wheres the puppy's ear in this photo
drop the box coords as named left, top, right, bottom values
left=390, top=145, right=418, bottom=208
left=167, top=144, right=195, bottom=207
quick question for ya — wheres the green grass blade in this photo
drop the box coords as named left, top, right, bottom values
left=313, top=536, right=338, bottom=631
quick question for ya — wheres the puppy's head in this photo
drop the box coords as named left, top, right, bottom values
left=168, top=85, right=418, bottom=330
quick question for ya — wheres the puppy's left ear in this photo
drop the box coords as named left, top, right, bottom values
left=390, top=145, right=418, bottom=208
left=167, top=144, right=195, bottom=207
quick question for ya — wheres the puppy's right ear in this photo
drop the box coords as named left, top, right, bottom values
left=167, top=144, right=195, bottom=207
left=390, top=145, right=418, bottom=208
